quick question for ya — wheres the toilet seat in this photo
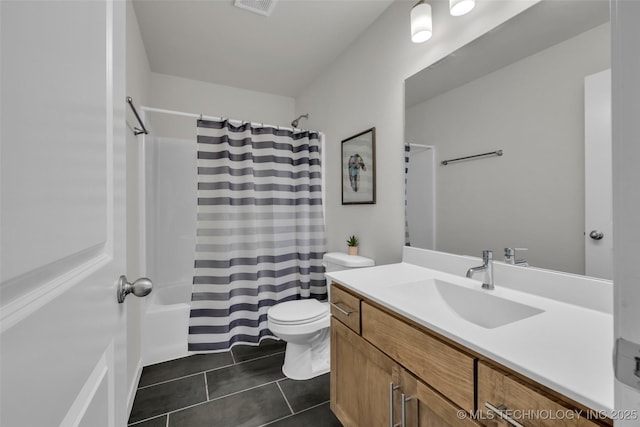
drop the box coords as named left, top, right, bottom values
left=268, top=299, right=329, bottom=325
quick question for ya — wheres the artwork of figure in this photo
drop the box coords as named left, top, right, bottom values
left=347, top=153, right=367, bottom=192
left=342, top=127, right=375, bottom=204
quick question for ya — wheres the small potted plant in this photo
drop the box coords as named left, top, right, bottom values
left=346, top=235, right=359, bottom=256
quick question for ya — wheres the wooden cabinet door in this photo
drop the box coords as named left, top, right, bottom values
left=331, top=318, right=404, bottom=427
left=401, top=370, right=481, bottom=427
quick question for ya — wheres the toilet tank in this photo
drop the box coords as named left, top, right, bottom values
left=323, top=252, right=374, bottom=300
left=323, top=252, right=375, bottom=272
left=322, top=252, right=375, bottom=298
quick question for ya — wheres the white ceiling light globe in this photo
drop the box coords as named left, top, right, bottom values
left=450, top=0, right=475, bottom=16
left=411, top=2, right=433, bottom=43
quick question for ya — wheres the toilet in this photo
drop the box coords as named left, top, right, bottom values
left=267, top=252, right=375, bottom=380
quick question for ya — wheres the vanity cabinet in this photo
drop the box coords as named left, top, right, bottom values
left=329, top=282, right=612, bottom=427
left=330, top=317, right=479, bottom=427
left=330, top=284, right=479, bottom=427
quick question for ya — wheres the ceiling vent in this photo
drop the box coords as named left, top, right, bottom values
left=234, top=0, right=278, bottom=17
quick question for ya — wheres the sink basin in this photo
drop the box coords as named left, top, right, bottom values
left=432, top=279, right=544, bottom=329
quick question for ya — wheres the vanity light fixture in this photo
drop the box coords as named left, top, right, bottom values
left=449, top=0, right=475, bottom=16
left=411, top=0, right=433, bottom=43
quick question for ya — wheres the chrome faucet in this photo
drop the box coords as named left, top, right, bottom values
left=504, top=247, right=528, bottom=267
left=466, top=250, right=494, bottom=290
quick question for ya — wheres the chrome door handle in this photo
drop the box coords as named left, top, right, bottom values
left=589, top=230, right=604, bottom=240
left=117, top=275, right=153, bottom=303
left=389, top=383, right=400, bottom=427
left=485, top=402, right=524, bottom=427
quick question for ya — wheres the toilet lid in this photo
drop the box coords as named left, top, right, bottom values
left=268, top=299, right=329, bottom=325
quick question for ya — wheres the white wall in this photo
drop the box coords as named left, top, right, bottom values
left=295, top=0, right=537, bottom=265
left=142, top=73, right=296, bottom=172
left=125, top=0, right=151, bottom=412
left=149, top=72, right=295, bottom=137
left=406, top=23, right=610, bottom=275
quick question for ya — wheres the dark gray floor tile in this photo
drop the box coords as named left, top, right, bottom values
left=128, top=414, right=167, bottom=427
left=129, top=373, right=207, bottom=423
left=207, top=352, right=285, bottom=399
left=169, top=382, right=291, bottom=427
left=278, top=373, right=330, bottom=413
left=265, top=402, right=342, bottom=427
left=139, top=352, right=234, bottom=387
left=231, top=338, right=286, bottom=362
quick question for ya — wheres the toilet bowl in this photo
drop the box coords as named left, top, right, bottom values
left=267, top=252, right=375, bottom=380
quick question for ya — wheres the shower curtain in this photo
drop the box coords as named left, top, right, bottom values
left=404, top=142, right=411, bottom=246
left=188, top=119, right=327, bottom=352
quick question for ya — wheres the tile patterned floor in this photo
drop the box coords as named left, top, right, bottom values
left=128, top=339, right=342, bottom=427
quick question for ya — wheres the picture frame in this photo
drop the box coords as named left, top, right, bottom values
left=341, top=127, right=376, bottom=205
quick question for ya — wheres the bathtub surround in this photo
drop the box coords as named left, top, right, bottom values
left=143, top=284, right=192, bottom=366
left=190, top=119, right=327, bottom=351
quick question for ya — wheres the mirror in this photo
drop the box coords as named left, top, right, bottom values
left=404, top=0, right=610, bottom=278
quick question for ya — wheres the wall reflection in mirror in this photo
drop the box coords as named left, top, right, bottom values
left=404, top=0, right=611, bottom=279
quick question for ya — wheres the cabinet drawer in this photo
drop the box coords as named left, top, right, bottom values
left=477, top=361, right=609, bottom=427
left=361, top=302, right=476, bottom=413
left=330, top=283, right=361, bottom=334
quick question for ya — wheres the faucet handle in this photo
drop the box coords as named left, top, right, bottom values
left=504, top=247, right=527, bottom=255
left=482, top=250, right=493, bottom=262
left=504, top=248, right=528, bottom=264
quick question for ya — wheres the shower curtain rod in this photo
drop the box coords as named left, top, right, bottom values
left=140, top=105, right=305, bottom=132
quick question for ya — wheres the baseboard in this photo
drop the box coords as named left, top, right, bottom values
left=127, top=357, right=144, bottom=419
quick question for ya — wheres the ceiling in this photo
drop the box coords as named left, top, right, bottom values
left=132, top=0, right=395, bottom=98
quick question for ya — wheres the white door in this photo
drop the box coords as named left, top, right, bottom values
left=1, top=1, right=128, bottom=426
left=406, top=145, right=435, bottom=250
left=584, top=69, right=613, bottom=280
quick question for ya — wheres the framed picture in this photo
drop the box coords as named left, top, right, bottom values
left=342, top=127, right=376, bottom=205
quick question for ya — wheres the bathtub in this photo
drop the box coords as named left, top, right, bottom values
left=142, top=283, right=192, bottom=366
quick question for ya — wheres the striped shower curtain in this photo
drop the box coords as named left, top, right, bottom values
left=404, top=142, right=411, bottom=246
left=188, top=119, right=327, bottom=352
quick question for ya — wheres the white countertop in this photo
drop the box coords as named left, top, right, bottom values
left=326, top=261, right=614, bottom=414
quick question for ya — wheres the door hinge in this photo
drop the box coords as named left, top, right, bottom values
left=615, top=337, right=640, bottom=391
